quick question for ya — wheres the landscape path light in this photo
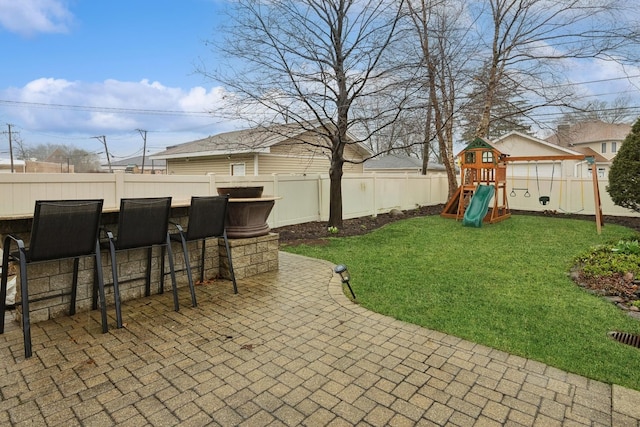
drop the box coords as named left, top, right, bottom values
left=334, top=264, right=356, bottom=300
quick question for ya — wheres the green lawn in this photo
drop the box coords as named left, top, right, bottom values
left=282, top=214, right=640, bottom=391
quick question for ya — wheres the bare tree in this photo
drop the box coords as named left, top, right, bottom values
left=559, top=95, right=636, bottom=125
left=202, top=0, right=406, bottom=227
left=20, top=143, right=101, bottom=172
left=472, top=0, right=640, bottom=138
left=405, top=0, right=477, bottom=196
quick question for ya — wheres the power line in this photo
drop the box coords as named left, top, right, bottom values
left=0, top=99, right=213, bottom=118
left=543, top=74, right=640, bottom=89
left=2, top=75, right=635, bottom=119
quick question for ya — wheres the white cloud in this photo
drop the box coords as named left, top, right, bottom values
left=565, top=58, right=640, bottom=100
left=0, top=0, right=73, bottom=36
left=2, top=77, right=229, bottom=131
left=0, top=77, right=250, bottom=157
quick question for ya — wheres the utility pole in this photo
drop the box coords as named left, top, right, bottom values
left=1, top=124, right=17, bottom=172
left=93, top=135, right=112, bottom=173
left=137, top=129, right=147, bottom=174
left=7, top=124, right=14, bottom=173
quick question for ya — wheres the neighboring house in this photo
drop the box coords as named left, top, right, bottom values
left=0, top=156, right=73, bottom=173
left=150, top=122, right=372, bottom=176
left=102, top=156, right=167, bottom=174
left=545, top=121, right=631, bottom=161
left=544, top=121, right=631, bottom=177
left=363, top=154, right=446, bottom=174
left=0, top=158, right=26, bottom=173
left=492, top=131, right=608, bottom=178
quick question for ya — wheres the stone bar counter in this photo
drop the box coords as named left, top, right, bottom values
left=0, top=198, right=279, bottom=326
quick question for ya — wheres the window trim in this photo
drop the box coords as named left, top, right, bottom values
left=230, top=162, right=246, bottom=176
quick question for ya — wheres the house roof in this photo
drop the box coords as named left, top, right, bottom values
left=44, top=148, right=67, bottom=163
left=570, top=147, right=609, bottom=163
left=364, top=154, right=446, bottom=171
left=465, top=137, right=499, bottom=151
left=0, top=158, right=25, bottom=166
left=545, top=121, right=631, bottom=146
left=150, top=122, right=373, bottom=160
left=107, top=156, right=166, bottom=168
left=494, top=130, right=585, bottom=157
left=455, top=137, right=503, bottom=158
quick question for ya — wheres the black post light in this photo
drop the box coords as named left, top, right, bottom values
left=334, top=264, right=356, bottom=299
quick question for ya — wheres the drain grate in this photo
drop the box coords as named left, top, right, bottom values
left=608, top=331, right=640, bottom=348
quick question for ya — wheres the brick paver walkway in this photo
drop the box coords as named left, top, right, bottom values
left=1, top=252, right=639, bottom=426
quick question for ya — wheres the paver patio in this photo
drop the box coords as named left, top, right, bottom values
left=1, top=252, right=639, bottom=426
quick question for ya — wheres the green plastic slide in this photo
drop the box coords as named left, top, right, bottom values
left=462, top=184, right=495, bottom=228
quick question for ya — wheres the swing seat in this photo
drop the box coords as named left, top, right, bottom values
left=539, top=196, right=550, bottom=205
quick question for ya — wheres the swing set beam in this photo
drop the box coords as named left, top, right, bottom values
left=501, top=154, right=590, bottom=162
left=501, top=154, right=603, bottom=234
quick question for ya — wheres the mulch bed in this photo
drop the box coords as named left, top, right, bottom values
left=273, top=204, right=640, bottom=245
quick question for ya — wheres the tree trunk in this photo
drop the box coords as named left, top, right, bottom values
left=328, top=151, right=344, bottom=228
left=421, top=101, right=432, bottom=175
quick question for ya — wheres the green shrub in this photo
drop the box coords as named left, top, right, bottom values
left=612, top=239, right=640, bottom=255
left=576, top=240, right=640, bottom=278
left=607, top=117, right=640, bottom=212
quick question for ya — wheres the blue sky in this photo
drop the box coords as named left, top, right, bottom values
left=0, top=0, right=237, bottom=160
left=0, top=0, right=639, bottom=163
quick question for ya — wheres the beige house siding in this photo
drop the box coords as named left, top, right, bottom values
left=493, top=132, right=589, bottom=178
left=156, top=123, right=370, bottom=176
left=168, top=153, right=364, bottom=176
left=270, top=140, right=366, bottom=160
left=269, top=141, right=323, bottom=156
left=493, top=133, right=565, bottom=157
left=575, top=141, right=620, bottom=161
left=168, top=155, right=257, bottom=176
left=167, top=140, right=365, bottom=176
left=258, top=154, right=329, bottom=175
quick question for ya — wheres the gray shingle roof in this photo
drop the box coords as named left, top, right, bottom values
left=545, top=121, right=631, bottom=146
left=150, top=122, right=373, bottom=160
left=364, top=154, right=445, bottom=171
left=105, top=156, right=166, bottom=168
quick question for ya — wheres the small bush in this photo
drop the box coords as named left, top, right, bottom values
left=612, top=239, right=640, bottom=255
left=607, top=117, right=640, bottom=212
left=575, top=239, right=640, bottom=278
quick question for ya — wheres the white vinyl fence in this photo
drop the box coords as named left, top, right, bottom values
left=0, top=172, right=636, bottom=226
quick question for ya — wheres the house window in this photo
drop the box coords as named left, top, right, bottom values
left=482, top=151, right=494, bottom=163
left=612, top=142, right=617, bottom=153
left=601, top=142, right=606, bottom=153
left=464, top=152, right=475, bottom=164
left=230, top=163, right=246, bottom=176
left=590, top=166, right=606, bottom=178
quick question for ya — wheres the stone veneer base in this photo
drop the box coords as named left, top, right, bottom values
left=219, top=233, right=279, bottom=280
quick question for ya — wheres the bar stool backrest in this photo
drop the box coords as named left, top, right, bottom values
left=185, top=195, right=229, bottom=241
left=114, top=197, right=172, bottom=250
left=28, top=199, right=104, bottom=262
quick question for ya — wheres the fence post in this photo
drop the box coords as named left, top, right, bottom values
left=272, top=174, right=280, bottom=228
left=372, top=173, right=378, bottom=217
left=114, top=172, right=125, bottom=205
left=207, top=173, right=216, bottom=196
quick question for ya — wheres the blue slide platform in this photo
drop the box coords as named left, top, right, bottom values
left=462, top=185, right=495, bottom=228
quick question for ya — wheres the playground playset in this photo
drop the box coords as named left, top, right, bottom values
left=441, top=138, right=604, bottom=232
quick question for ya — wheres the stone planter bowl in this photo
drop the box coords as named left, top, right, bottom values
left=217, top=186, right=264, bottom=198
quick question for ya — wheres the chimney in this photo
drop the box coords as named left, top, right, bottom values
left=557, top=124, right=570, bottom=147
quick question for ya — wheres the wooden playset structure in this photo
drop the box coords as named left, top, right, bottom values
left=441, top=138, right=604, bottom=232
